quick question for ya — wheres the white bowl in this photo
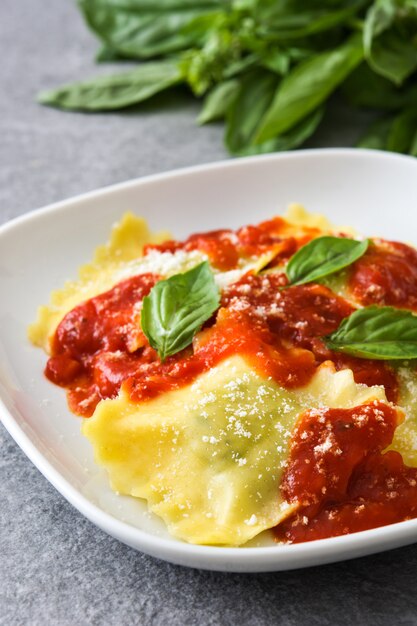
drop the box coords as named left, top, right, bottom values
left=1, top=149, right=417, bottom=572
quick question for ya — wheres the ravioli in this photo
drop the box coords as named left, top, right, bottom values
left=284, top=203, right=355, bottom=237
left=83, top=357, right=387, bottom=545
left=390, top=367, right=417, bottom=467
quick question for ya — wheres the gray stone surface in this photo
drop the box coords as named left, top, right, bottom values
left=1, top=1, right=416, bottom=625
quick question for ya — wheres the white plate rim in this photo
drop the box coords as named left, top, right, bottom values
left=2, top=148, right=417, bottom=572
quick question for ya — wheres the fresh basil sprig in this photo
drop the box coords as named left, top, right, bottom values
left=286, top=236, right=369, bottom=286
left=255, top=34, right=363, bottom=143
left=38, top=1, right=417, bottom=159
left=325, top=305, right=417, bottom=360
left=38, top=60, right=182, bottom=111
left=141, top=261, right=220, bottom=361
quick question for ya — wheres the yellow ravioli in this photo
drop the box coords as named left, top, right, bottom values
left=83, top=357, right=388, bottom=546
left=389, top=367, right=417, bottom=467
left=284, top=203, right=356, bottom=237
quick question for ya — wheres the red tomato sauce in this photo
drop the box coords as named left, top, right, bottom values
left=275, top=402, right=417, bottom=542
left=348, top=239, right=417, bottom=310
left=222, top=274, right=398, bottom=402
left=126, top=309, right=317, bottom=403
left=144, top=216, right=321, bottom=271
left=46, top=274, right=158, bottom=416
left=46, top=278, right=318, bottom=415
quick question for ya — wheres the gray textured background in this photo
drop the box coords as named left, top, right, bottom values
left=1, top=1, right=417, bottom=625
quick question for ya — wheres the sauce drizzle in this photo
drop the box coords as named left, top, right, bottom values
left=276, top=402, right=417, bottom=542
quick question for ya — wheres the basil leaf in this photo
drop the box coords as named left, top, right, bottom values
left=255, top=34, right=363, bottom=142
left=357, top=116, right=393, bottom=150
left=258, top=47, right=311, bottom=77
left=366, top=30, right=417, bottom=87
left=141, top=261, right=220, bottom=361
left=197, top=78, right=240, bottom=124
left=78, top=0, right=224, bottom=59
left=387, top=107, right=417, bottom=153
left=325, top=305, right=417, bottom=360
left=260, top=49, right=293, bottom=76
left=234, top=106, right=324, bottom=157
left=286, top=236, right=369, bottom=286
left=343, top=64, right=417, bottom=111
left=357, top=107, right=417, bottom=153
left=95, top=45, right=125, bottom=62
left=256, top=0, right=367, bottom=39
left=410, top=128, right=417, bottom=156
left=363, top=0, right=417, bottom=85
left=38, top=61, right=182, bottom=111
left=225, top=70, right=278, bottom=154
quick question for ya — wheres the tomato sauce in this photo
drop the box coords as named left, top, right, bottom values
left=46, top=281, right=318, bottom=415
left=349, top=239, right=417, bottom=310
left=222, top=274, right=355, bottom=348
left=275, top=402, right=417, bottom=542
left=144, top=216, right=320, bottom=271
left=46, top=274, right=158, bottom=416
left=125, top=309, right=317, bottom=403
left=331, top=354, right=398, bottom=404
left=222, top=274, right=398, bottom=402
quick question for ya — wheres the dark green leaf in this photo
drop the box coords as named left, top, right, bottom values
left=38, top=60, right=182, bottom=111
left=255, top=34, right=363, bottom=142
left=256, top=0, right=367, bottom=39
left=259, top=47, right=311, bottom=76
left=363, top=0, right=417, bottom=85
left=95, top=45, right=125, bottom=62
left=260, top=49, right=292, bottom=75
left=343, top=63, right=417, bottom=111
left=410, top=128, right=417, bottom=155
left=387, top=107, right=417, bottom=152
left=325, top=305, right=417, bottom=360
left=364, top=0, right=397, bottom=40
left=286, top=236, right=369, bottom=286
left=140, top=261, right=220, bottom=361
left=366, top=30, right=417, bottom=85
left=78, top=0, right=225, bottom=59
left=357, top=107, right=417, bottom=153
left=235, top=106, right=324, bottom=156
left=223, top=54, right=259, bottom=79
left=225, top=70, right=278, bottom=153
left=198, top=79, right=240, bottom=124
left=357, top=116, right=393, bottom=149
